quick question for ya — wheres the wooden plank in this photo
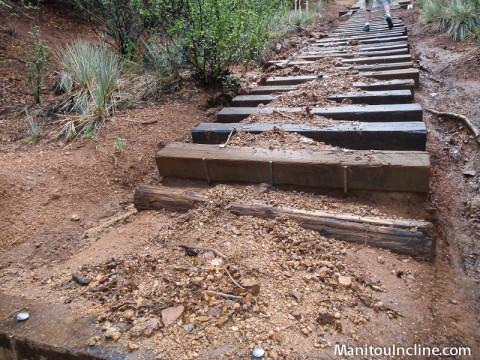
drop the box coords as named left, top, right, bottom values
left=316, top=33, right=406, bottom=43
left=231, top=94, right=279, bottom=107
left=339, top=62, right=414, bottom=72
left=133, top=185, right=433, bottom=258
left=249, top=85, right=298, bottom=95
left=191, top=121, right=427, bottom=151
left=342, top=54, right=412, bottom=64
left=361, top=68, right=420, bottom=87
left=327, top=90, right=413, bottom=104
left=154, top=143, right=430, bottom=192
left=216, top=104, right=422, bottom=122
left=354, top=79, right=415, bottom=93
left=333, top=27, right=407, bottom=36
left=308, top=43, right=408, bottom=53
left=265, top=75, right=322, bottom=85
left=300, top=49, right=409, bottom=61
left=216, top=107, right=300, bottom=122
left=310, top=104, right=422, bottom=122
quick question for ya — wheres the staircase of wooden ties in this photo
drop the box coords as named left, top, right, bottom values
left=134, top=1, right=434, bottom=260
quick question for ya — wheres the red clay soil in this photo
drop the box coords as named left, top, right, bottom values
left=0, top=1, right=479, bottom=359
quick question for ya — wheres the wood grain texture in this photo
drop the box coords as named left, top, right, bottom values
left=133, top=185, right=433, bottom=258
left=155, top=143, right=430, bottom=192
left=191, top=121, right=426, bottom=150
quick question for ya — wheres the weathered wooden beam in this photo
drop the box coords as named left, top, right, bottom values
left=361, top=68, right=420, bottom=87
left=308, top=43, right=409, bottom=54
left=299, top=49, right=409, bottom=61
left=133, top=185, right=433, bottom=258
left=191, top=121, right=426, bottom=151
left=338, top=62, right=414, bottom=72
left=327, top=89, right=412, bottom=104
left=248, top=85, right=298, bottom=95
left=232, top=94, right=279, bottom=107
left=265, top=75, right=322, bottom=86
left=155, top=143, right=430, bottom=192
left=354, top=79, right=415, bottom=93
left=342, top=54, right=412, bottom=64
left=316, top=33, right=406, bottom=44
left=216, top=104, right=422, bottom=122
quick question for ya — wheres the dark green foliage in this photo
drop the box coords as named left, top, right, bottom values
left=73, top=0, right=159, bottom=56
left=25, top=26, right=51, bottom=104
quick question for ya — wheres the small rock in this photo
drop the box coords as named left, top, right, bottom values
left=252, top=347, right=265, bottom=358
left=71, top=214, right=81, bottom=221
left=377, top=256, right=385, bottom=264
left=426, top=50, right=436, bottom=59
left=338, top=276, right=352, bottom=288
left=104, top=327, right=120, bottom=341
left=126, top=342, right=139, bottom=351
left=86, top=336, right=100, bottom=346
left=290, top=291, right=303, bottom=301
left=184, top=323, right=194, bottom=332
left=141, top=318, right=160, bottom=336
left=203, top=251, right=215, bottom=260
left=123, top=308, right=135, bottom=320
left=17, top=312, right=29, bottom=321
left=317, top=311, right=336, bottom=325
left=463, top=169, right=477, bottom=177
left=207, top=305, right=223, bottom=318
left=358, top=294, right=373, bottom=307
left=72, top=273, right=90, bottom=286
left=162, top=306, right=184, bottom=327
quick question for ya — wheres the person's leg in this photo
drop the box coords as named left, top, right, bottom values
left=364, top=0, right=373, bottom=31
left=381, top=0, right=394, bottom=29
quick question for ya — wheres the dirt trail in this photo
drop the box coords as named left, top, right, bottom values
left=0, top=1, right=479, bottom=359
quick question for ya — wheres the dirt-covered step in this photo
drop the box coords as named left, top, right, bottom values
left=313, top=36, right=409, bottom=47
left=327, top=89, right=413, bottom=104
left=309, top=43, right=409, bottom=53
left=316, top=32, right=406, bottom=43
left=134, top=185, right=433, bottom=258
left=337, top=62, right=414, bottom=72
left=154, top=143, right=430, bottom=193
left=360, top=68, right=420, bottom=87
left=231, top=89, right=412, bottom=108
left=342, top=54, right=412, bottom=64
left=332, top=26, right=407, bottom=36
left=248, top=85, right=298, bottom=95
left=216, top=104, right=422, bottom=122
left=354, top=79, right=415, bottom=93
left=265, top=75, right=322, bottom=86
left=191, top=121, right=426, bottom=151
left=299, top=49, right=410, bottom=61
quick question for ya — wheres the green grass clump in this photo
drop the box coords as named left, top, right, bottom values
left=289, top=10, right=318, bottom=27
left=420, top=0, right=480, bottom=41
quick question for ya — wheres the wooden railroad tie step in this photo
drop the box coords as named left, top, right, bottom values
left=265, top=75, right=322, bottom=86
left=249, top=85, right=298, bottom=95
left=231, top=90, right=413, bottom=107
left=316, top=32, right=406, bottom=43
left=311, top=43, right=409, bottom=54
left=134, top=185, right=433, bottom=258
left=154, top=143, right=430, bottom=193
left=337, top=62, right=414, bottom=72
left=333, top=26, right=407, bottom=35
left=354, top=79, right=415, bottom=93
left=361, top=68, right=420, bottom=87
left=342, top=54, right=412, bottom=64
left=216, top=104, right=422, bottom=122
left=191, top=121, right=427, bottom=151
left=315, top=36, right=409, bottom=46
left=300, top=49, right=410, bottom=61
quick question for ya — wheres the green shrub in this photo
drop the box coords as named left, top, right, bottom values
left=141, top=35, right=182, bottom=98
left=420, top=0, right=480, bottom=41
left=289, top=10, right=318, bottom=27
left=58, top=40, right=122, bottom=138
left=25, top=26, right=51, bottom=104
left=163, top=0, right=289, bottom=84
left=73, top=0, right=159, bottom=56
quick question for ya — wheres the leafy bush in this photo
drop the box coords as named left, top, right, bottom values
left=25, top=26, right=51, bottom=104
left=73, top=0, right=159, bottom=56
left=289, top=10, right=318, bottom=27
left=58, top=40, right=122, bottom=138
left=141, top=35, right=182, bottom=98
left=163, top=0, right=289, bottom=84
left=420, top=0, right=480, bottom=41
